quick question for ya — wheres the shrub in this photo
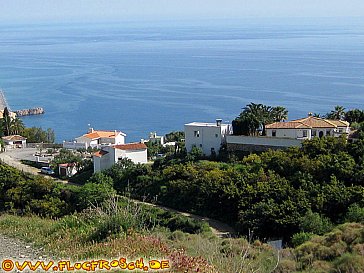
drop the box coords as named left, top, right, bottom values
left=291, top=232, right=315, bottom=247
left=333, top=253, right=364, bottom=273
left=345, top=203, right=364, bottom=223
left=299, top=210, right=333, bottom=235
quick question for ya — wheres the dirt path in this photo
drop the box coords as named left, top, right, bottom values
left=126, top=197, right=236, bottom=238
left=0, top=153, right=40, bottom=175
left=0, top=234, right=46, bottom=260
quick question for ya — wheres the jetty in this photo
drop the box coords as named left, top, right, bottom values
left=0, top=89, right=44, bottom=117
left=0, top=89, right=10, bottom=111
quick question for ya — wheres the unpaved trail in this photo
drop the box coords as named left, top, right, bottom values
left=0, top=234, right=46, bottom=260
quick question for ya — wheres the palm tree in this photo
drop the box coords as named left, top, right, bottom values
left=10, top=117, right=25, bottom=135
left=270, top=106, right=288, bottom=122
left=327, top=105, right=346, bottom=120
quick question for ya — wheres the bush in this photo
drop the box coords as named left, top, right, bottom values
left=299, top=210, right=333, bottom=235
left=345, top=204, right=364, bottom=223
left=333, top=253, right=364, bottom=273
left=291, top=232, right=315, bottom=247
left=75, top=182, right=116, bottom=210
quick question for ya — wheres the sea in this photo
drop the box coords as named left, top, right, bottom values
left=0, top=18, right=363, bottom=142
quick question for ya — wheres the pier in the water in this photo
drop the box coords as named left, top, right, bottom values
left=0, top=89, right=44, bottom=117
left=0, top=89, right=10, bottom=111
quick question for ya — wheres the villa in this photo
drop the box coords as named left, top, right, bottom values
left=226, top=115, right=351, bottom=152
left=184, top=119, right=232, bottom=156
left=93, top=142, right=148, bottom=172
left=265, top=116, right=350, bottom=140
left=63, top=128, right=126, bottom=149
left=1, top=135, right=27, bottom=149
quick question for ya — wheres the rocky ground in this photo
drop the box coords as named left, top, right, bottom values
left=0, top=235, right=46, bottom=260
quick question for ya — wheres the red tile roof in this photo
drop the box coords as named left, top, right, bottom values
left=291, top=117, right=337, bottom=128
left=2, top=135, right=27, bottom=141
left=267, top=116, right=350, bottom=130
left=113, top=143, right=147, bottom=151
left=93, top=150, right=109, bottom=157
left=83, top=130, right=126, bottom=139
left=266, top=121, right=311, bottom=129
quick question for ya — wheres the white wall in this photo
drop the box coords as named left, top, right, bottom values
left=185, top=124, right=231, bottom=156
left=93, top=147, right=147, bottom=173
left=266, top=128, right=312, bottom=139
left=121, top=149, right=148, bottom=164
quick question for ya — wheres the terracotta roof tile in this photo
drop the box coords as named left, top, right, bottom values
left=2, top=135, right=27, bottom=141
left=266, top=121, right=310, bottom=129
left=83, top=130, right=126, bottom=139
left=327, top=120, right=350, bottom=127
left=113, top=143, right=147, bottom=151
left=291, top=116, right=336, bottom=128
left=267, top=116, right=350, bottom=130
left=93, top=150, right=109, bottom=157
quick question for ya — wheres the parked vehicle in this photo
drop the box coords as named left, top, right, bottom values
left=40, top=167, right=55, bottom=175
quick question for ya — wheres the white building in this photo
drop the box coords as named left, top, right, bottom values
left=2, top=135, right=27, bottom=149
left=184, top=119, right=232, bottom=156
left=226, top=116, right=351, bottom=152
left=148, top=132, right=165, bottom=145
left=93, top=142, right=148, bottom=172
left=63, top=128, right=126, bottom=149
left=266, top=116, right=350, bottom=140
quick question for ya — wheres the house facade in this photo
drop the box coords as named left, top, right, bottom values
left=227, top=116, right=350, bottom=152
left=184, top=119, right=232, bottom=156
left=63, top=128, right=126, bottom=149
left=93, top=142, right=148, bottom=172
left=266, top=116, right=350, bottom=140
left=2, top=135, right=27, bottom=149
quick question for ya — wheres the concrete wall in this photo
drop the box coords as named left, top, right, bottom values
left=63, top=141, right=87, bottom=150
left=226, top=135, right=303, bottom=152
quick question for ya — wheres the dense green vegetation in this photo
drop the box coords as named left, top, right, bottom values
left=0, top=162, right=210, bottom=235
left=87, top=134, right=364, bottom=243
left=232, top=103, right=288, bottom=136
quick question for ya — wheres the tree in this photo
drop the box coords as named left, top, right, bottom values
left=344, top=109, right=364, bottom=124
left=232, top=103, right=288, bottom=136
left=326, top=105, right=346, bottom=120
left=2, top=107, right=12, bottom=136
left=271, top=106, right=288, bottom=122
left=10, top=118, right=25, bottom=135
left=23, top=127, right=55, bottom=143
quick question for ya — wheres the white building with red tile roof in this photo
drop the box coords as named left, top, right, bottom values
left=2, top=135, right=27, bottom=149
left=226, top=116, right=350, bottom=152
left=63, top=128, right=126, bottom=149
left=93, top=142, right=147, bottom=172
left=266, top=116, right=350, bottom=140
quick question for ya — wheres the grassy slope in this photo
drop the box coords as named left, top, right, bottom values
left=0, top=213, right=278, bottom=273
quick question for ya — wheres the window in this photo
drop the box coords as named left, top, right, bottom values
left=326, top=130, right=331, bottom=136
left=215, top=134, right=218, bottom=138
left=194, top=130, right=200, bottom=137
left=312, top=130, right=317, bottom=137
left=272, top=130, right=276, bottom=137
left=338, top=128, right=343, bottom=133
left=303, top=130, right=308, bottom=138
left=199, top=144, right=203, bottom=148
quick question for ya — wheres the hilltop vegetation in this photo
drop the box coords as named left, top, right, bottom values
left=88, top=134, right=364, bottom=244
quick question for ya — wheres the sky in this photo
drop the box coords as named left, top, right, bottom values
left=0, top=0, right=364, bottom=23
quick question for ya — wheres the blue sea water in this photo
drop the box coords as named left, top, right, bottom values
left=0, top=19, right=364, bottom=142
